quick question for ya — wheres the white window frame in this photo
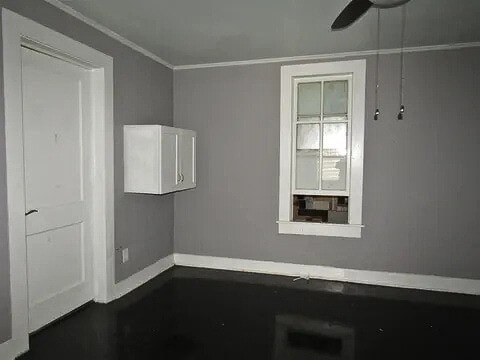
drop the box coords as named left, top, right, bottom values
left=278, top=60, right=366, bottom=238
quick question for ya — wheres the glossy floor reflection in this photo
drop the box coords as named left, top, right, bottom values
left=19, top=266, right=480, bottom=360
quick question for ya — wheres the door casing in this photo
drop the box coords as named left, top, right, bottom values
left=2, top=8, right=115, bottom=357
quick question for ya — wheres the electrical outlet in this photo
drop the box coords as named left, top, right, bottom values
left=122, top=248, right=129, bottom=263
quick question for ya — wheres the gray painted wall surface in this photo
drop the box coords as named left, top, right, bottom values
left=174, top=48, right=480, bottom=280
left=0, top=0, right=173, bottom=343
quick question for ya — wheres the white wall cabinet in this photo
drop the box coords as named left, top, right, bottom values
left=124, top=125, right=196, bottom=194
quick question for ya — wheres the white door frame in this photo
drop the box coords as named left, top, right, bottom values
left=1, top=9, right=115, bottom=357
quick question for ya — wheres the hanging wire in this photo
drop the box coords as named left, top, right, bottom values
left=373, top=8, right=381, bottom=121
left=397, top=5, right=407, bottom=120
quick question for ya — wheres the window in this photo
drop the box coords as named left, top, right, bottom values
left=278, top=60, right=366, bottom=238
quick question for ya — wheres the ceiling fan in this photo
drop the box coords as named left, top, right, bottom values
left=331, top=0, right=411, bottom=30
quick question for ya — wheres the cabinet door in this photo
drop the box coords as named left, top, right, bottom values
left=159, top=130, right=180, bottom=193
left=178, top=130, right=196, bottom=190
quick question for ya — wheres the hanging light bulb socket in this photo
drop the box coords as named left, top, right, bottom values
left=397, top=105, right=405, bottom=120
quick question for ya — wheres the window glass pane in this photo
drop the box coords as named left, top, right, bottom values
left=323, top=123, right=347, bottom=157
left=293, top=195, right=349, bottom=224
left=296, top=152, right=320, bottom=190
left=298, top=82, right=321, bottom=116
left=297, top=124, right=320, bottom=150
left=323, top=80, right=348, bottom=116
left=322, top=157, right=347, bottom=190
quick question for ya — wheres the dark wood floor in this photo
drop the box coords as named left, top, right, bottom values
left=18, top=266, right=480, bottom=359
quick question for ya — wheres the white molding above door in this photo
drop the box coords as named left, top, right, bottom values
left=2, top=8, right=115, bottom=358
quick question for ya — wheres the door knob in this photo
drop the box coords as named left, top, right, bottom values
left=25, top=209, right=38, bottom=216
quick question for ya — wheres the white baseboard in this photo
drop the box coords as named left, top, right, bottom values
left=173, top=253, right=480, bottom=296
left=0, top=335, right=28, bottom=360
left=113, top=254, right=174, bottom=300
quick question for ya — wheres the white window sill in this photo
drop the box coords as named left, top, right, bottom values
left=277, top=221, right=363, bottom=238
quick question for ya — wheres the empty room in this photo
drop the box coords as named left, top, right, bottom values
left=1, top=0, right=480, bottom=359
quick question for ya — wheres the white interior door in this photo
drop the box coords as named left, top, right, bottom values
left=21, top=47, right=94, bottom=332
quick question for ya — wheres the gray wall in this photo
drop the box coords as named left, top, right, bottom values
left=0, top=0, right=173, bottom=343
left=174, top=48, right=480, bottom=280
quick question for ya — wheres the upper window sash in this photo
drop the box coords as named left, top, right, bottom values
left=291, top=75, right=352, bottom=197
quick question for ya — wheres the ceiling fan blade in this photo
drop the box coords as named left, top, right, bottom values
left=331, top=0, right=374, bottom=30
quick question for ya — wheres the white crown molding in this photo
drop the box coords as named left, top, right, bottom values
left=174, top=41, right=480, bottom=70
left=42, top=0, right=174, bottom=69
left=174, top=253, right=480, bottom=296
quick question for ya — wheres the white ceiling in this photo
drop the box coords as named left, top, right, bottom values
left=57, top=0, right=480, bottom=66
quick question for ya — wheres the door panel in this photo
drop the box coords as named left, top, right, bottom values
left=27, top=224, right=84, bottom=308
left=21, top=47, right=93, bottom=332
left=22, top=65, right=83, bottom=208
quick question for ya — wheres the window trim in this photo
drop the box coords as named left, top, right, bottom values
left=278, top=60, right=366, bottom=238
